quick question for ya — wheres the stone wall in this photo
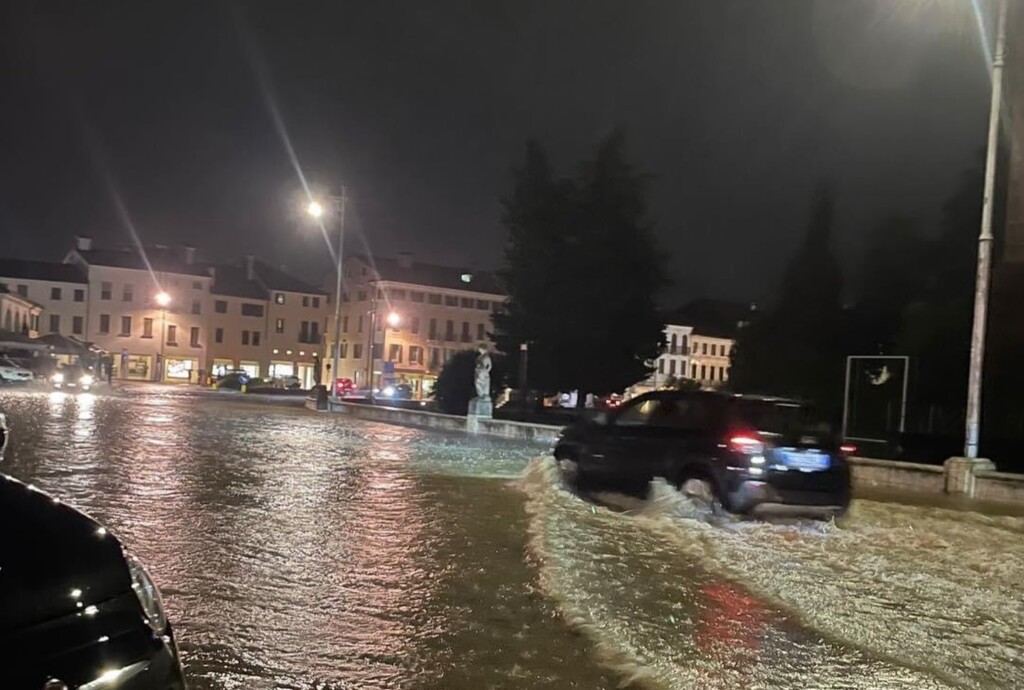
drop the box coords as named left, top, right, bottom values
left=847, top=457, right=946, bottom=494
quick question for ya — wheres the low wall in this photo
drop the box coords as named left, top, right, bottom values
left=848, top=456, right=946, bottom=494
left=974, top=470, right=1024, bottom=504
left=307, top=398, right=1024, bottom=505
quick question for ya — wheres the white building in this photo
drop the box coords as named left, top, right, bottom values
left=0, top=258, right=88, bottom=339
left=651, top=323, right=693, bottom=388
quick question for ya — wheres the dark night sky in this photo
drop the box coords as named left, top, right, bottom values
left=0, top=1, right=997, bottom=305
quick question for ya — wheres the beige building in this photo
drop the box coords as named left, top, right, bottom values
left=66, top=240, right=213, bottom=382
left=0, top=259, right=88, bottom=339
left=207, top=257, right=328, bottom=387
left=328, top=254, right=504, bottom=397
left=688, top=333, right=733, bottom=387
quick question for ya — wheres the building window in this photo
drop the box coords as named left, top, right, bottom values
left=121, top=284, right=133, bottom=302
left=392, top=289, right=407, bottom=301
left=253, top=331, right=261, bottom=346
left=275, top=318, right=285, bottom=334
left=215, top=300, right=228, bottom=314
left=700, top=364, right=707, bottom=380
left=50, top=287, right=62, bottom=300
left=410, top=346, right=423, bottom=365
left=357, top=290, right=367, bottom=302
left=275, top=293, right=285, bottom=304
left=120, top=316, right=131, bottom=336
left=353, top=344, right=363, bottom=360
left=445, top=320, right=455, bottom=341
left=74, top=289, right=85, bottom=302
left=429, top=348, right=440, bottom=369
left=659, top=359, right=665, bottom=374
left=719, top=366, right=726, bottom=381
left=358, top=315, right=364, bottom=333
left=241, top=303, right=264, bottom=317
left=476, top=323, right=485, bottom=341
left=313, top=297, right=320, bottom=308
left=49, top=314, right=60, bottom=333
left=461, top=321, right=470, bottom=342
left=190, top=327, right=200, bottom=347
left=411, top=316, right=420, bottom=335
left=99, top=314, right=110, bottom=334
left=428, top=293, right=442, bottom=305
left=342, top=316, right=349, bottom=333
left=681, top=335, right=688, bottom=352
left=100, top=282, right=112, bottom=300
left=242, top=331, right=250, bottom=346
left=389, top=344, right=402, bottom=362
left=190, top=299, right=200, bottom=315
left=193, top=281, right=203, bottom=290
left=302, top=296, right=310, bottom=307
left=16, top=284, right=27, bottom=297
left=167, top=324, right=178, bottom=345
left=691, top=363, right=698, bottom=378
left=669, top=360, right=677, bottom=376
left=460, top=297, right=473, bottom=309
left=476, top=300, right=489, bottom=310
left=445, top=295, right=458, bottom=307
left=376, top=288, right=384, bottom=300
left=215, top=327, right=223, bottom=343
left=310, top=321, right=320, bottom=343
left=428, top=318, right=437, bottom=340
left=300, top=321, right=310, bottom=342
left=72, top=316, right=83, bottom=335
left=411, top=291, right=425, bottom=303
left=143, top=318, right=153, bottom=338
left=710, top=366, right=716, bottom=381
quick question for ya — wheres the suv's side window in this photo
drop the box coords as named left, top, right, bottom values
left=650, top=395, right=711, bottom=430
left=614, top=398, right=660, bottom=427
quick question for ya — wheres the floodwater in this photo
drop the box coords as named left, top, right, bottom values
left=1, top=386, right=1022, bottom=689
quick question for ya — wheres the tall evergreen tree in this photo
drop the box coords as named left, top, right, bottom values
left=493, top=130, right=667, bottom=401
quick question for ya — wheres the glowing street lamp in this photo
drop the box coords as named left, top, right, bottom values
left=154, top=291, right=171, bottom=307
left=386, top=311, right=401, bottom=328
left=306, top=200, right=324, bottom=219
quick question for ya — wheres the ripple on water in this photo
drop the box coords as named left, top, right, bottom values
left=516, top=456, right=1020, bottom=689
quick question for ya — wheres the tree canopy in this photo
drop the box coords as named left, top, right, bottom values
left=492, top=129, right=667, bottom=401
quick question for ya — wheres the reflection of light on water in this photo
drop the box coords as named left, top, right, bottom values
left=48, top=391, right=68, bottom=409
left=74, top=393, right=96, bottom=442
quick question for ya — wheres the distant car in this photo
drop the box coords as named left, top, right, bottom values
left=0, top=356, right=33, bottom=384
left=0, top=425, right=187, bottom=688
left=280, top=375, right=302, bottom=390
left=333, top=377, right=356, bottom=397
left=51, top=365, right=95, bottom=391
left=380, top=383, right=413, bottom=400
left=216, top=371, right=251, bottom=390
left=553, top=390, right=852, bottom=519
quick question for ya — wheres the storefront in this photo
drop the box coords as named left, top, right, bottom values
left=268, top=361, right=295, bottom=380
left=115, top=354, right=152, bottom=381
left=164, top=357, right=199, bottom=383
left=211, top=359, right=234, bottom=377
left=297, top=363, right=315, bottom=389
left=239, top=361, right=260, bottom=379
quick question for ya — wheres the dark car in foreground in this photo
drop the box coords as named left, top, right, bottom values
left=553, top=390, right=852, bottom=518
left=0, top=418, right=186, bottom=688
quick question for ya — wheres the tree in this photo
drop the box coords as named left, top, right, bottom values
left=493, top=130, right=667, bottom=404
left=730, top=186, right=847, bottom=417
left=433, top=350, right=506, bottom=415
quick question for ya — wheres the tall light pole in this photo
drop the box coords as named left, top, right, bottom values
left=308, top=189, right=346, bottom=400
left=155, top=291, right=171, bottom=383
left=381, top=310, right=400, bottom=390
left=964, top=0, right=1009, bottom=458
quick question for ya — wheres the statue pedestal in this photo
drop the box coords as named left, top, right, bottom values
left=467, top=396, right=493, bottom=433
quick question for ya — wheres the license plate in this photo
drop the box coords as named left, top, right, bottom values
left=781, top=450, right=830, bottom=471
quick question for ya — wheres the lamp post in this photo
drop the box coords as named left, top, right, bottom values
left=155, top=291, right=171, bottom=383
left=381, top=310, right=400, bottom=393
left=964, top=0, right=1009, bottom=458
left=307, top=190, right=347, bottom=400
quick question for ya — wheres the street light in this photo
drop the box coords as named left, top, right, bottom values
left=386, top=311, right=401, bottom=328
left=154, top=291, right=171, bottom=382
left=306, top=191, right=347, bottom=399
left=964, top=0, right=1008, bottom=459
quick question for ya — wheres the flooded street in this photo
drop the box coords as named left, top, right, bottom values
left=2, top=387, right=1023, bottom=689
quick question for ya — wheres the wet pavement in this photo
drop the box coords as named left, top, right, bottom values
left=1, top=386, right=1023, bottom=689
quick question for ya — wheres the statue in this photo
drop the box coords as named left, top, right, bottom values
left=474, top=345, right=492, bottom=399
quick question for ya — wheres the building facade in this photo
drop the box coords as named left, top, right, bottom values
left=328, top=254, right=504, bottom=397
left=651, top=324, right=693, bottom=388
left=0, top=288, right=42, bottom=338
left=0, top=259, right=88, bottom=339
left=687, top=333, right=733, bottom=387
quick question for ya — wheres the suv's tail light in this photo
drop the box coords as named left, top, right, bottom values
left=840, top=443, right=857, bottom=454
left=729, top=434, right=765, bottom=455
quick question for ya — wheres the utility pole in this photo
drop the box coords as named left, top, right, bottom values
left=965, top=0, right=1009, bottom=458
left=329, top=188, right=347, bottom=400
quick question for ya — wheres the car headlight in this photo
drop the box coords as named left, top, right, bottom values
left=383, top=385, right=396, bottom=397
left=79, top=374, right=94, bottom=386
left=127, top=555, right=167, bottom=635
left=51, top=373, right=65, bottom=383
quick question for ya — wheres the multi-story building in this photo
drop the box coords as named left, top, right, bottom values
left=207, top=257, right=328, bottom=387
left=687, top=333, right=733, bottom=386
left=65, top=239, right=213, bottom=382
left=0, top=259, right=88, bottom=339
left=329, top=254, right=504, bottom=397
left=651, top=323, right=693, bottom=388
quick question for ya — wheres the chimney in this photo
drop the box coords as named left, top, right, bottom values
left=245, top=255, right=255, bottom=281
left=74, top=235, right=93, bottom=252
left=183, top=246, right=196, bottom=265
left=397, top=252, right=413, bottom=269
left=206, top=266, right=217, bottom=280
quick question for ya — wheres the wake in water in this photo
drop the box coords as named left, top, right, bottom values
left=516, top=455, right=1023, bottom=689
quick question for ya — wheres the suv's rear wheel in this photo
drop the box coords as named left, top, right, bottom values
left=678, top=474, right=727, bottom=515
left=553, top=450, right=582, bottom=488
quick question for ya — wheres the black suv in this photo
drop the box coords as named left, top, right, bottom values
left=553, top=390, right=852, bottom=518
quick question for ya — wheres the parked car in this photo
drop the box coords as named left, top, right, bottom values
left=0, top=424, right=187, bottom=688
left=51, top=364, right=95, bottom=391
left=380, top=383, right=413, bottom=400
left=553, top=390, right=852, bottom=518
left=215, top=371, right=251, bottom=390
left=0, top=356, right=34, bottom=384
